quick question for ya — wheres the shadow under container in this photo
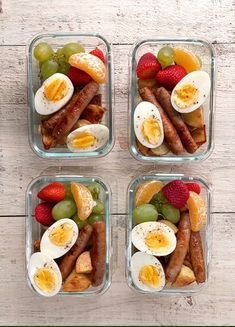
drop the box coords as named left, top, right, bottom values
left=126, top=172, right=212, bottom=295
left=25, top=172, right=112, bottom=297
left=27, top=33, right=114, bottom=158
left=129, top=38, right=216, bottom=163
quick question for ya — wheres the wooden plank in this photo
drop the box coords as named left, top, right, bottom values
left=0, top=0, right=234, bottom=45
left=0, top=44, right=235, bottom=215
left=0, top=214, right=234, bottom=325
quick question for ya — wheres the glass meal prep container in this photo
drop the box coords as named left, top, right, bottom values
left=126, top=172, right=212, bottom=295
left=27, top=33, right=114, bottom=158
left=129, top=38, right=216, bottom=162
left=25, top=171, right=112, bottom=297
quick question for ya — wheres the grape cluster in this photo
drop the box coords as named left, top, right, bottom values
left=33, top=42, right=84, bottom=81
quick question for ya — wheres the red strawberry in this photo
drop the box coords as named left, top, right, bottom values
left=136, top=53, right=161, bottom=80
left=156, top=65, right=187, bottom=90
left=67, top=66, right=92, bottom=86
left=90, top=47, right=105, bottom=63
left=185, top=182, right=201, bottom=194
left=35, top=202, right=54, bottom=226
left=37, top=182, right=66, bottom=203
left=162, top=180, right=189, bottom=209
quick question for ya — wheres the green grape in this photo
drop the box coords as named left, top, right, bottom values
left=34, top=42, right=54, bottom=62
left=87, top=213, right=104, bottom=225
left=157, top=46, right=175, bottom=68
left=150, top=191, right=168, bottom=210
left=40, top=60, right=58, bottom=80
left=63, top=183, right=73, bottom=199
left=87, top=183, right=101, bottom=200
left=133, top=204, right=158, bottom=225
left=73, top=214, right=87, bottom=229
left=161, top=203, right=180, bottom=224
left=92, top=200, right=105, bottom=214
left=58, top=61, right=70, bottom=74
left=52, top=199, right=77, bottom=220
left=61, top=42, right=85, bottom=62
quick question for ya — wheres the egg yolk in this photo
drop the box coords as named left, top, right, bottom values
left=34, top=267, right=58, bottom=293
left=142, top=117, right=161, bottom=145
left=49, top=223, right=73, bottom=247
left=145, top=230, right=169, bottom=250
left=139, top=265, right=160, bottom=287
left=44, top=78, right=68, bottom=102
left=173, top=83, right=199, bottom=109
left=71, top=132, right=96, bottom=149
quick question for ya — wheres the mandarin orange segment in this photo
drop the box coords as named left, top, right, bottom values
left=135, top=180, right=164, bottom=207
left=71, top=182, right=96, bottom=221
left=187, top=191, right=206, bottom=231
left=174, top=48, right=201, bottom=73
left=69, top=53, right=107, bottom=84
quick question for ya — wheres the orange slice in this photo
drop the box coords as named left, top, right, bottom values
left=187, top=191, right=206, bottom=231
left=71, top=182, right=96, bottom=221
left=174, top=48, right=201, bottom=73
left=134, top=180, right=164, bottom=207
left=69, top=53, right=106, bottom=84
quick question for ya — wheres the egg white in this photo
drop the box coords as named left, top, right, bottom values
left=134, top=101, right=164, bottom=148
left=67, top=124, right=109, bottom=153
left=28, top=252, right=62, bottom=297
left=171, top=71, right=211, bottom=113
left=131, top=221, right=176, bottom=256
left=34, top=73, right=74, bottom=115
left=40, top=218, right=78, bottom=259
left=131, top=252, right=165, bottom=292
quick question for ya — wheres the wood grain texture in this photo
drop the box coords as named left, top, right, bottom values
left=0, top=0, right=235, bottom=325
left=0, top=0, right=234, bottom=45
left=0, top=214, right=234, bottom=326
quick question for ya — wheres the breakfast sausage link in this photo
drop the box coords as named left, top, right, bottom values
left=190, top=231, right=206, bottom=283
left=166, top=212, right=191, bottom=283
left=52, top=81, right=99, bottom=141
left=59, top=224, right=93, bottom=281
left=139, top=87, right=184, bottom=155
left=90, top=221, right=106, bottom=286
left=154, top=87, right=198, bottom=154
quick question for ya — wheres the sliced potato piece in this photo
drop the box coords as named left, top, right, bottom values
left=63, top=270, right=91, bottom=292
left=149, top=142, right=169, bottom=156
left=136, top=138, right=149, bottom=156
left=76, top=251, right=92, bottom=274
left=191, top=125, right=206, bottom=145
left=138, top=78, right=158, bottom=90
left=173, top=265, right=196, bottom=287
left=181, top=107, right=204, bottom=128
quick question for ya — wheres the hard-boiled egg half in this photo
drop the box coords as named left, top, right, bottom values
left=34, top=73, right=74, bottom=115
left=40, top=218, right=78, bottom=259
left=171, top=71, right=211, bottom=113
left=28, top=252, right=62, bottom=297
left=131, top=221, right=176, bottom=256
left=134, top=101, right=164, bottom=148
left=67, top=124, right=109, bottom=153
left=131, top=252, right=165, bottom=292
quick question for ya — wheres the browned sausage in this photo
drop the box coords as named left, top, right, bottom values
left=52, top=81, right=99, bottom=141
left=90, top=221, right=106, bottom=286
left=190, top=231, right=206, bottom=283
left=139, top=87, right=184, bottom=155
left=89, top=94, right=102, bottom=106
left=42, top=105, right=70, bottom=133
left=154, top=87, right=198, bottom=154
left=59, top=224, right=93, bottom=281
left=166, top=212, right=191, bottom=283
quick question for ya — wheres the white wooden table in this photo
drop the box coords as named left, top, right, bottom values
left=0, top=0, right=235, bottom=325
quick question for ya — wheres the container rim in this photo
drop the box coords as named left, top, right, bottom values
left=126, top=172, right=212, bottom=295
left=25, top=173, right=112, bottom=297
left=128, top=37, right=216, bottom=163
left=27, top=32, right=115, bottom=159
